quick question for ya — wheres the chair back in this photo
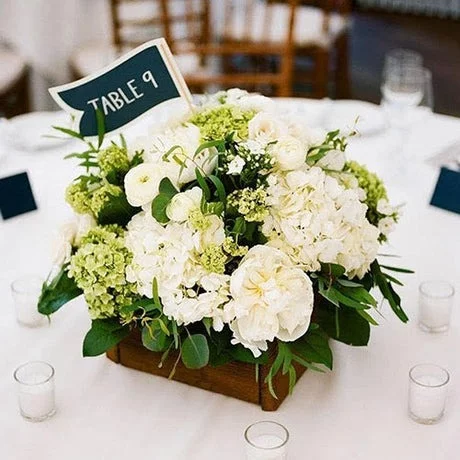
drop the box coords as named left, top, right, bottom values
left=109, top=0, right=210, bottom=51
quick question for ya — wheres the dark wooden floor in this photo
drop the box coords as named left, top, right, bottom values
left=349, top=10, right=460, bottom=116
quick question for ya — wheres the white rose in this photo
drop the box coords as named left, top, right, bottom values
left=124, top=163, right=165, bottom=207
left=166, top=187, right=202, bottom=222
left=226, top=245, right=314, bottom=357
left=317, top=149, right=346, bottom=171
left=75, top=214, right=96, bottom=245
left=269, top=135, right=306, bottom=171
left=227, top=155, right=245, bottom=175
left=248, top=112, right=288, bottom=142
left=52, top=222, right=76, bottom=266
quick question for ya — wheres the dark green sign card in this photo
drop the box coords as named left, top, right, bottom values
left=49, top=39, right=192, bottom=138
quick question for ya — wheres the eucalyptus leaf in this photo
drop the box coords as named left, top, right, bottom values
left=181, top=334, right=209, bottom=369
left=151, top=194, right=172, bottom=224
left=141, top=322, right=172, bottom=352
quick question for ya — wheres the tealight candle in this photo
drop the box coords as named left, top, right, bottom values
left=418, top=281, right=455, bottom=333
left=11, top=276, right=46, bottom=327
left=408, top=364, right=449, bottom=424
left=244, top=421, right=288, bottom=460
left=14, top=361, right=56, bottom=422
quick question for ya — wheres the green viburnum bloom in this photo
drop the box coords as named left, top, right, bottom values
left=68, top=225, right=138, bottom=320
left=227, top=187, right=268, bottom=222
left=89, top=183, right=124, bottom=217
left=344, top=161, right=390, bottom=226
left=223, top=236, right=248, bottom=257
left=97, top=144, right=130, bottom=180
left=189, top=106, right=256, bottom=141
left=65, top=181, right=92, bottom=215
left=200, top=244, right=227, bottom=274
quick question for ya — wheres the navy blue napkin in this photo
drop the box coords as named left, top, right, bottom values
left=0, top=172, right=37, bottom=219
left=430, top=167, right=460, bottom=215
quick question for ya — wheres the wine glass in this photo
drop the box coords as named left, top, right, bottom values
left=381, top=64, right=425, bottom=128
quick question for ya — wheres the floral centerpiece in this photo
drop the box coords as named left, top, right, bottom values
left=39, top=89, right=410, bottom=396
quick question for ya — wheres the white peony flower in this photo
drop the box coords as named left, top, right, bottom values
left=124, top=163, right=165, bottom=207
left=316, top=149, right=346, bottom=171
left=225, top=245, right=314, bottom=357
left=166, top=187, right=202, bottom=222
left=269, top=135, right=306, bottom=171
left=248, top=112, right=288, bottom=142
left=52, top=222, right=77, bottom=266
left=227, top=155, right=246, bottom=175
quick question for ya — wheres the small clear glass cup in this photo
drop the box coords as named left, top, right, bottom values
left=14, top=361, right=56, bottom=422
left=244, top=421, right=289, bottom=460
left=383, top=49, right=423, bottom=77
left=409, top=364, right=449, bottom=424
left=11, top=275, right=46, bottom=327
left=419, top=281, right=455, bottom=333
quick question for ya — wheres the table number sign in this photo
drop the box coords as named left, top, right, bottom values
left=430, top=167, right=460, bottom=215
left=0, top=172, right=37, bottom=220
left=49, top=38, right=192, bottom=138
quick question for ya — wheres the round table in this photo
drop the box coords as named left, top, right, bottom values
left=0, top=99, right=459, bottom=459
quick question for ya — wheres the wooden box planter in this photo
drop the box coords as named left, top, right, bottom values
left=106, top=329, right=307, bottom=411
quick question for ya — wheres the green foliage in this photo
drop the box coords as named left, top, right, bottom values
left=306, top=129, right=350, bottom=165
left=38, top=267, right=82, bottom=315
left=316, top=304, right=370, bottom=346
left=142, top=320, right=172, bottom=352
left=97, top=192, right=138, bottom=226
left=181, top=334, right=209, bottom=369
left=151, top=178, right=178, bottom=224
left=371, top=260, right=409, bottom=323
left=83, top=318, right=130, bottom=357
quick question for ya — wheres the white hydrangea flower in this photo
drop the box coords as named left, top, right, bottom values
left=166, top=187, right=202, bottom=222
left=124, top=163, right=165, bottom=207
left=262, top=166, right=380, bottom=278
left=192, top=214, right=226, bottom=252
left=269, top=135, right=306, bottom=171
left=225, top=245, right=314, bottom=357
left=227, top=155, right=246, bottom=175
left=378, top=217, right=396, bottom=237
left=125, top=211, right=200, bottom=299
left=162, top=273, right=231, bottom=328
left=377, top=199, right=394, bottom=216
left=316, top=149, right=346, bottom=171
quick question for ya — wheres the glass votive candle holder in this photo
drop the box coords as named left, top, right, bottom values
left=419, top=281, right=455, bottom=333
left=14, top=361, right=56, bottom=422
left=11, top=275, right=46, bottom=327
left=244, top=421, right=289, bottom=460
left=408, top=364, right=449, bottom=424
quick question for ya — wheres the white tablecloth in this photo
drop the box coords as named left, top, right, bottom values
left=0, top=99, right=459, bottom=459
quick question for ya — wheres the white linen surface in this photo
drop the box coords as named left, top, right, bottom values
left=0, top=99, right=459, bottom=459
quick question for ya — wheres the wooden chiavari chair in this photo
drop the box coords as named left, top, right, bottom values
left=70, top=0, right=299, bottom=97
left=0, top=47, right=29, bottom=118
left=222, top=0, right=351, bottom=98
